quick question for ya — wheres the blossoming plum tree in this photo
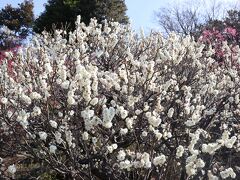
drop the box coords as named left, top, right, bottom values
left=0, top=16, right=240, bottom=179
left=199, top=27, right=239, bottom=68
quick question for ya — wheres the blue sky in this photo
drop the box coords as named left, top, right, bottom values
left=0, top=0, right=166, bottom=31
left=0, top=0, right=239, bottom=32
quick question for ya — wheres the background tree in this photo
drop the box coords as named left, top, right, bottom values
left=34, top=0, right=129, bottom=33
left=97, top=0, right=129, bottom=24
left=0, top=0, right=34, bottom=50
left=155, top=2, right=201, bottom=36
left=197, top=9, right=240, bottom=65
left=155, top=0, right=238, bottom=37
left=199, top=10, right=240, bottom=32
left=225, top=10, right=240, bottom=30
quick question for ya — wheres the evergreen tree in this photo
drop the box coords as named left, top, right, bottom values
left=198, top=10, right=240, bottom=33
left=34, top=0, right=129, bottom=33
left=225, top=10, right=240, bottom=31
left=0, top=0, right=34, bottom=37
left=0, top=0, right=34, bottom=49
left=105, top=0, right=128, bottom=23
left=33, top=0, right=76, bottom=33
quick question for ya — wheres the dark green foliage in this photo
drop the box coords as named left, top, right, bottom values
left=33, top=0, right=75, bottom=33
left=96, top=0, right=129, bottom=24
left=199, top=10, right=240, bottom=32
left=0, top=0, right=34, bottom=37
left=0, top=0, right=34, bottom=50
left=225, top=10, right=240, bottom=31
left=33, top=0, right=129, bottom=33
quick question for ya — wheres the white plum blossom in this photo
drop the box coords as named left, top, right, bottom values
left=186, top=156, right=205, bottom=177
left=220, top=168, right=236, bottom=179
left=61, top=80, right=70, bottom=89
left=102, top=107, right=115, bottom=128
left=32, top=106, right=41, bottom=116
left=67, top=96, right=76, bottom=105
left=107, top=144, right=118, bottom=153
left=141, top=131, right=148, bottom=137
left=120, top=128, right=128, bottom=135
left=119, top=160, right=132, bottom=170
left=147, top=112, right=161, bottom=127
left=118, top=106, right=128, bottom=119
left=65, top=130, right=74, bottom=147
left=1, top=97, right=8, bottom=104
left=117, top=150, right=126, bottom=161
left=141, top=152, right=151, bottom=169
left=154, top=131, right=162, bottom=140
left=81, top=109, right=96, bottom=130
left=202, top=143, right=222, bottom=155
left=153, top=154, right=166, bottom=167
left=167, top=108, right=174, bottom=118
left=49, top=145, right=57, bottom=154
left=112, top=143, right=118, bottom=149
left=54, top=132, right=63, bottom=144
left=224, top=136, right=237, bottom=148
left=7, top=164, right=16, bottom=174
left=82, top=132, right=89, bottom=140
left=90, top=97, right=98, bottom=106
left=20, top=94, right=32, bottom=105
left=125, top=117, right=133, bottom=129
left=219, top=131, right=237, bottom=148
left=44, top=62, right=53, bottom=74
left=16, top=110, right=30, bottom=129
left=38, top=131, right=48, bottom=141
left=176, top=145, right=184, bottom=158
left=49, top=120, right=58, bottom=128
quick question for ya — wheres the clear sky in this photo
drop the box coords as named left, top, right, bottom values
left=0, top=0, right=166, bottom=32
left=0, top=0, right=239, bottom=32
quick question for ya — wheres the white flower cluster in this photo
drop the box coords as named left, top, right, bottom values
left=202, top=130, right=237, bottom=154
left=107, top=143, right=118, bottom=153
left=146, top=111, right=161, bottom=127
left=102, top=107, right=115, bottom=128
left=38, top=131, right=47, bottom=141
left=220, top=168, right=236, bottom=179
left=153, top=154, right=166, bottom=167
left=7, top=164, right=16, bottom=175
left=176, top=145, right=184, bottom=158
left=1, top=97, right=8, bottom=104
left=117, top=150, right=126, bottom=161
left=49, top=145, right=57, bottom=154
left=1, top=16, right=240, bottom=179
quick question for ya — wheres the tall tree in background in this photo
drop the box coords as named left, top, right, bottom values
left=0, top=0, right=34, bottom=50
left=155, top=0, right=239, bottom=37
left=98, top=0, right=129, bottom=23
left=34, top=0, right=129, bottom=33
left=33, top=0, right=76, bottom=33
left=155, top=0, right=205, bottom=36
left=196, top=9, right=240, bottom=42
left=223, top=10, right=240, bottom=31
left=197, top=9, right=239, bottom=32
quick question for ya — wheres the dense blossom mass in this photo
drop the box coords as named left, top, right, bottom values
left=199, top=27, right=239, bottom=66
left=0, top=16, right=240, bottom=179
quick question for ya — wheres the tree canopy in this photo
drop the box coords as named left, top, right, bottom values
left=34, top=0, right=129, bottom=33
left=155, top=0, right=239, bottom=37
left=0, top=0, right=34, bottom=37
left=203, top=10, right=240, bottom=32
left=0, top=0, right=34, bottom=50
